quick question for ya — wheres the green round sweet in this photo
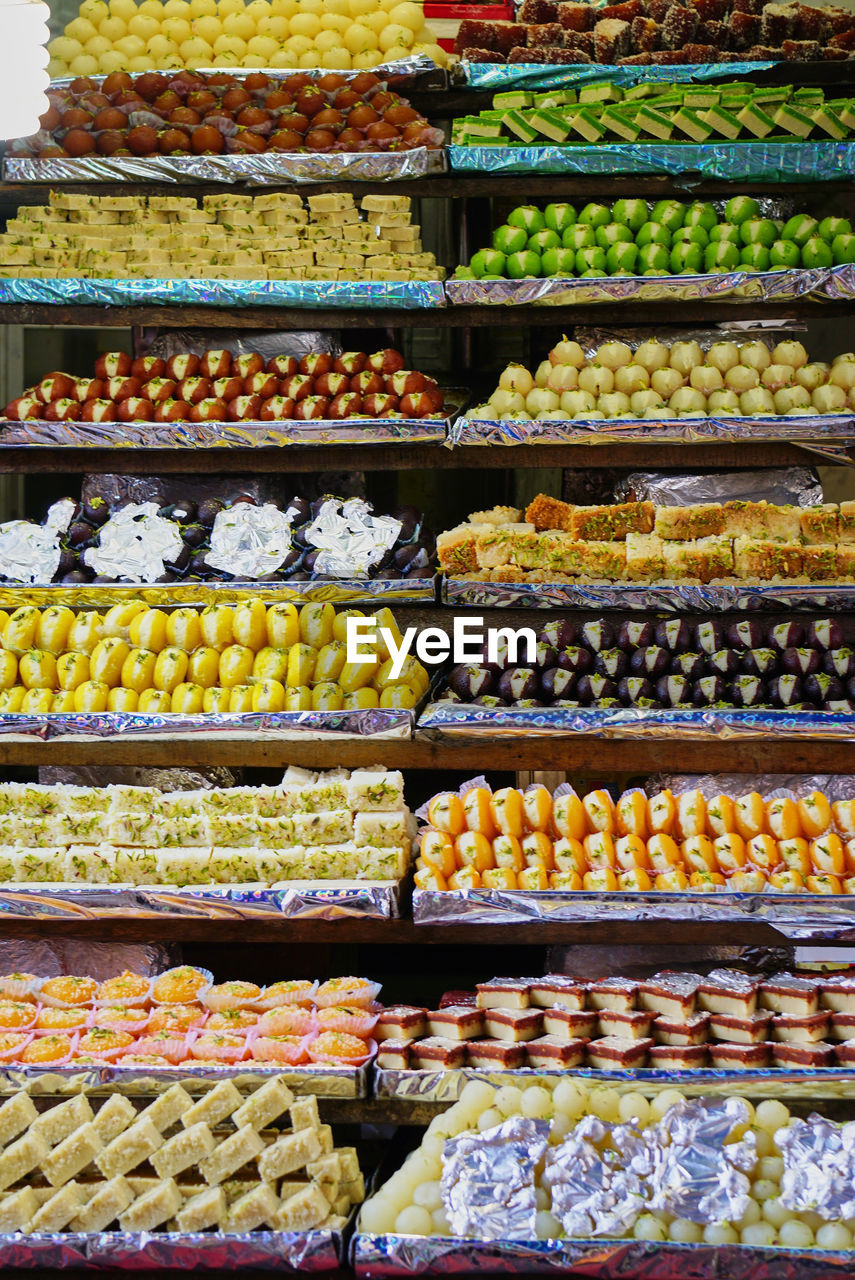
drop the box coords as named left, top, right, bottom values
left=505, top=248, right=542, bottom=278
left=819, top=215, right=852, bottom=242
left=704, top=242, right=740, bottom=272
left=541, top=246, right=578, bottom=276
left=782, top=214, right=818, bottom=247
left=801, top=236, right=833, bottom=269
left=470, top=248, right=507, bottom=278
left=684, top=201, right=718, bottom=232
left=832, top=233, right=855, bottom=265
left=724, top=195, right=761, bottom=226
left=595, top=223, right=634, bottom=249
left=606, top=241, right=639, bottom=274
left=740, top=243, right=771, bottom=271
left=769, top=239, right=800, bottom=268
left=611, top=198, right=649, bottom=231
left=638, top=242, right=669, bottom=273
left=650, top=200, right=685, bottom=232
left=507, top=205, right=545, bottom=235
left=562, top=224, right=596, bottom=251
left=577, top=202, right=611, bottom=229
left=636, top=221, right=671, bottom=248
left=708, top=223, right=741, bottom=245
left=580, top=268, right=606, bottom=277
left=669, top=242, right=703, bottom=274
left=739, top=218, right=777, bottom=248
left=575, top=245, right=607, bottom=274
left=454, top=266, right=475, bottom=280
left=528, top=228, right=561, bottom=253
left=492, top=224, right=527, bottom=255
left=543, top=202, right=578, bottom=234
left=673, top=225, right=709, bottom=248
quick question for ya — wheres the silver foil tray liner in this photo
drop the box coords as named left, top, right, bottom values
left=448, top=411, right=855, bottom=449
left=0, top=708, right=413, bottom=738
left=0, top=1227, right=342, bottom=1271
left=412, top=887, right=855, bottom=940
left=0, top=882, right=399, bottom=921
left=352, top=1232, right=855, bottom=1279
left=376, top=1066, right=855, bottom=1104
left=0, top=278, right=446, bottom=311
left=3, top=146, right=446, bottom=186
left=442, top=577, right=855, bottom=613
left=0, top=1060, right=368, bottom=1098
left=445, top=264, right=854, bottom=308
left=0, top=577, right=438, bottom=609
left=417, top=702, right=855, bottom=741
left=447, top=141, right=855, bottom=182
left=457, top=59, right=779, bottom=90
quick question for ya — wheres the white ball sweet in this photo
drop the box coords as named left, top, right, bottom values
left=796, top=362, right=830, bottom=391
left=413, top=1181, right=443, bottom=1213
left=578, top=365, right=614, bottom=396
left=762, top=1197, right=791, bottom=1230
left=498, top=364, right=534, bottom=395
left=690, top=365, right=724, bottom=393
left=669, top=340, right=703, bottom=375
left=526, top=388, right=560, bottom=415
left=587, top=1088, right=621, bottom=1122
left=553, top=1079, right=588, bottom=1119
left=477, top=1107, right=503, bottom=1132
left=651, top=367, right=684, bottom=398
left=778, top=1219, right=815, bottom=1248
left=547, top=364, right=579, bottom=393
left=649, top=1090, right=686, bottom=1121
left=736, top=1199, right=761, bottom=1228
left=772, top=340, right=808, bottom=369
left=458, top=1080, right=497, bottom=1118
left=432, top=1207, right=451, bottom=1235
left=597, top=341, right=633, bottom=371
left=741, top=1222, right=777, bottom=1247
left=597, top=392, right=631, bottom=418
left=633, top=1214, right=667, bottom=1242
left=756, top=1156, right=785, bottom=1182
left=618, top=1093, right=651, bottom=1127
left=535, top=1211, right=562, bottom=1240
left=534, top=360, right=552, bottom=387
left=549, top=338, right=585, bottom=367
left=395, top=1206, right=433, bottom=1236
left=816, top=1222, right=853, bottom=1250
left=494, top=1085, right=524, bottom=1118
left=634, top=339, right=670, bottom=372
left=560, top=389, right=596, bottom=416
left=549, top=1112, right=574, bottom=1144
left=489, top=389, right=526, bottom=416
left=703, top=1223, right=739, bottom=1245
left=751, top=1179, right=780, bottom=1204
left=755, top=1101, right=791, bottom=1135
left=521, top=1086, right=553, bottom=1119
left=614, top=363, right=649, bottom=394
left=360, top=1197, right=400, bottom=1234
left=705, top=341, right=740, bottom=373
left=668, top=1219, right=703, bottom=1243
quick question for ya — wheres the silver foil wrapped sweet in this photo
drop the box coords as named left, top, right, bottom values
left=778, top=1114, right=855, bottom=1220
left=83, top=503, right=184, bottom=583
left=546, top=1115, right=646, bottom=1238
left=306, top=499, right=402, bottom=577
left=0, top=496, right=74, bottom=584
left=442, top=1117, right=549, bottom=1240
left=207, top=502, right=295, bottom=578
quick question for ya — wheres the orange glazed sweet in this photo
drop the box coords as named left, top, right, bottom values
left=41, top=975, right=98, bottom=1005
left=21, top=1034, right=74, bottom=1063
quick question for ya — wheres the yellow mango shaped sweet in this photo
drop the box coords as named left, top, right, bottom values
left=285, top=643, right=316, bottom=688
left=74, top=680, right=110, bottom=712
left=379, top=683, right=418, bottom=709
left=153, top=646, right=189, bottom=694
left=2, top=606, right=39, bottom=656
left=22, top=688, right=53, bottom=713
left=166, top=608, right=202, bottom=652
left=200, top=603, right=234, bottom=651
left=252, top=679, right=285, bottom=712
left=187, top=646, right=220, bottom=689
left=311, top=681, right=343, bottom=711
left=120, top=649, right=156, bottom=694
left=266, top=602, right=299, bottom=649
left=18, top=650, right=58, bottom=691
left=228, top=685, right=254, bottom=713
left=339, top=658, right=379, bottom=693
left=36, top=606, right=75, bottom=655
left=107, top=688, right=138, bottom=713
left=0, top=687, right=25, bottom=712
left=332, top=607, right=365, bottom=645
left=0, top=651, right=17, bottom=690
left=129, top=608, right=168, bottom=653
left=284, top=685, right=312, bottom=711
left=342, top=688, right=379, bottom=710
left=314, top=641, right=346, bottom=685
left=252, top=646, right=289, bottom=682
left=51, top=691, right=77, bottom=712
left=67, top=611, right=103, bottom=655
left=171, top=682, right=205, bottom=714
left=57, top=651, right=89, bottom=691
left=233, top=599, right=267, bottom=651
left=138, top=689, right=172, bottom=713
left=218, top=644, right=254, bottom=688
left=203, top=687, right=231, bottom=713
left=89, top=637, right=130, bottom=687
left=299, top=602, right=335, bottom=650
left=102, top=601, right=147, bottom=637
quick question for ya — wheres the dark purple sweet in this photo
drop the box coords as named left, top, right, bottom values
left=655, top=619, right=692, bottom=653
left=67, top=521, right=95, bottom=547
left=439, top=688, right=461, bottom=703
left=825, top=649, right=855, bottom=679
left=707, top=649, right=739, bottom=678
left=617, top=676, right=655, bottom=705
left=392, top=505, right=420, bottom=543
left=595, top=697, right=622, bottom=708
left=448, top=664, right=495, bottom=701
left=278, top=548, right=302, bottom=574
left=580, top=619, right=614, bottom=652
left=534, top=640, right=559, bottom=670
left=726, top=619, right=764, bottom=650
left=769, top=621, right=805, bottom=652
left=671, top=652, right=705, bottom=681
left=558, top=646, right=592, bottom=675
left=768, top=674, right=803, bottom=707
left=497, top=666, right=540, bottom=702
left=693, top=620, right=725, bottom=654
left=594, top=649, right=628, bottom=679
left=808, top=619, right=844, bottom=651
left=847, top=678, right=855, bottom=702
left=57, top=548, right=78, bottom=575
left=539, top=619, right=577, bottom=650
left=62, top=569, right=92, bottom=583
left=292, top=524, right=312, bottom=550
left=741, top=647, right=779, bottom=678
left=486, top=636, right=517, bottom=670
left=656, top=674, right=692, bottom=706
left=730, top=675, right=766, bottom=708
left=577, top=674, right=616, bottom=704
left=197, top=498, right=225, bottom=527
left=629, top=646, right=670, bottom=678
left=692, top=675, right=726, bottom=706
left=181, top=523, right=207, bottom=549
left=173, top=500, right=197, bottom=523
left=83, top=496, right=111, bottom=526
left=284, top=496, right=311, bottom=523
left=541, top=667, right=576, bottom=701
left=303, top=549, right=321, bottom=573
left=165, top=545, right=191, bottom=573
left=804, top=673, right=845, bottom=705
left=781, top=647, right=820, bottom=676
left=617, top=620, right=656, bottom=651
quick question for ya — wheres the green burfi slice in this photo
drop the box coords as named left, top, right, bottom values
left=636, top=106, right=674, bottom=140
left=773, top=103, right=815, bottom=138
left=737, top=102, right=776, bottom=138
left=703, top=105, right=742, bottom=139
left=501, top=110, right=539, bottom=143
left=673, top=107, right=713, bottom=142
left=579, top=82, right=623, bottom=105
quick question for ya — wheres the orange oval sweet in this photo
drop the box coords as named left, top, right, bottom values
left=148, top=1003, right=204, bottom=1033
left=41, top=976, right=97, bottom=1006
left=207, top=1009, right=258, bottom=1032
left=78, top=1028, right=134, bottom=1054
left=152, top=966, right=209, bottom=1004
left=0, top=1002, right=35, bottom=1028
left=96, top=970, right=150, bottom=1003
left=35, top=1007, right=87, bottom=1031
left=309, top=1030, right=367, bottom=1060
left=21, top=1034, right=73, bottom=1063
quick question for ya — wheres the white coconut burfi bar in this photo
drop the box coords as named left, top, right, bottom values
left=175, top=1186, right=227, bottom=1233
left=151, top=1123, right=216, bottom=1180
left=137, top=1084, right=193, bottom=1132
left=353, top=812, right=408, bottom=849
left=293, top=811, right=354, bottom=846
left=72, top=1177, right=134, bottom=1233
left=0, top=1186, right=38, bottom=1232
left=120, top=1179, right=183, bottom=1232
left=43, top=1122, right=103, bottom=1187
left=28, top=1182, right=84, bottom=1232
left=0, top=1131, right=49, bottom=1191
left=0, top=1092, right=37, bottom=1144
left=288, top=1095, right=320, bottom=1132
left=92, top=1095, right=136, bottom=1145
left=181, top=1081, right=242, bottom=1131
left=97, top=1117, right=164, bottom=1179
left=274, top=1184, right=330, bottom=1231
left=232, top=1077, right=295, bottom=1132
left=346, top=769, right=405, bottom=812
left=224, top=1183, right=280, bottom=1233
left=199, top=1125, right=264, bottom=1187
left=257, top=1127, right=322, bottom=1182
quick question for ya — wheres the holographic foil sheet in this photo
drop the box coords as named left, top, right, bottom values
left=0, top=707, right=413, bottom=738
left=412, top=887, right=855, bottom=940
left=0, top=882, right=399, bottom=923
left=0, top=278, right=446, bottom=310
left=376, top=1066, right=855, bottom=1104
left=417, top=701, right=855, bottom=741
left=442, top=577, right=855, bottom=613
left=448, top=142, right=855, bottom=182
left=47, top=56, right=442, bottom=91
left=352, top=1233, right=855, bottom=1280
left=3, top=147, right=446, bottom=186
left=0, top=577, right=438, bottom=609
left=0, top=1227, right=342, bottom=1271
left=448, top=412, right=855, bottom=448
left=444, top=266, right=850, bottom=309
left=459, top=59, right=778, bottom=89
left=0, top=1059, right=368, bottom=1098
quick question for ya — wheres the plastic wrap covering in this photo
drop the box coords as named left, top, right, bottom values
left=449, top=412, right=855, bottom=449
left=0, top=708, right=414, bottom=738
left=448, top=142, right=855, bottom=181
left=619, top=469, right=822, bottom=506
left=654, top=773, right=855, bottom=801
left=46, top=57, right=443, bottom=91
left=3, top=147, right=446, bottom=186
left=376, top=1066, right=855, bottom=1103
left=442, top=577, right=855, bottom=613
left=0, top=1060, right=367, bottom=1099
left=458, top=60, right=778, bottom=90
left=445, top=265, right=855, bottom=309
left=417, top=701, right=855, bottom=740
left=39, top=766, right=237, bottom=788
left=412, top=886, right=855, bottom=939
left=0, top=940, right=174, bottom=982
left=0, top=883, right=399, bottom=922
left=0, top=577, right=439, bottom=609
left=0, top=1227, right=342, bottom=1272
left=0, top=278, right=446, bottom=311
left=352, top=1231, right=855, bottom=1279
left=146, top=329, right=339, bottom=363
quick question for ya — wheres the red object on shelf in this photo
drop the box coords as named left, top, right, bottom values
left=425, top=2, right=514, bottom=49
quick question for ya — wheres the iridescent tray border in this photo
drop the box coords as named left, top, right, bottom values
left=456, top=59, right=780, bottom=90
left=0, top=578, right=438, bottom=609
left=442, top=577, right=855, bottom=613
left=0, top=278, right=446, bottom=310
left=0, top=708, right=413, bottom=738
left=448, top=411, right=855, bottom=448
left=0, top=1060, right=368, bottom=1098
